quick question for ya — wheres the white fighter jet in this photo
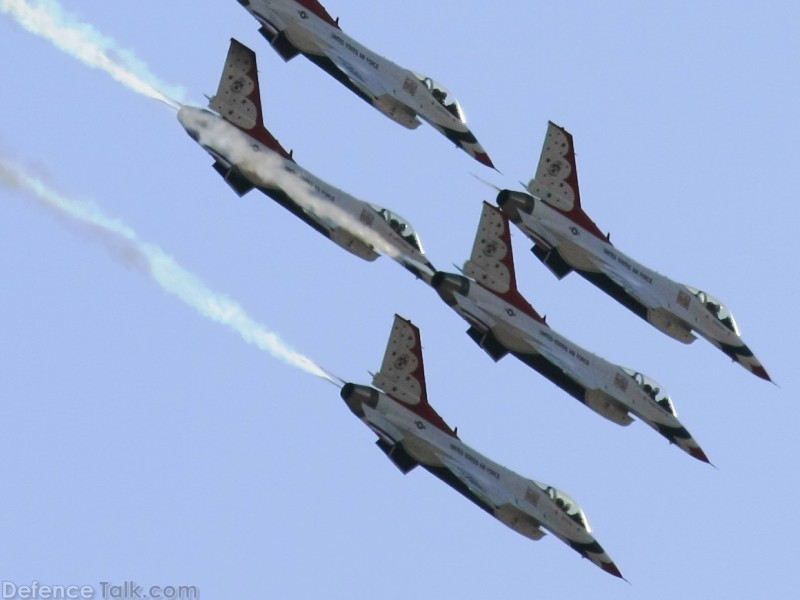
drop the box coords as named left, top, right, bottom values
left=177, top=39, right=434, bottom=280
left=497, top=122, right=770, bottom=381
left=234, top=0, right=494, bottom=167
left=431, top=202, right=710, bottom=463
left=341, top=314, right=623, bottom=578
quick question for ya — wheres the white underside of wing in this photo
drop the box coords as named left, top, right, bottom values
left=595, top=259, right=656, bottom=306
left=436, top=452, right=508, bottom=509
left=327, top=51, right=386, bottom=98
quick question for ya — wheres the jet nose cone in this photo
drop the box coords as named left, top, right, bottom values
left=601, top=560, right=624, bottom=580
left=474, top=150, right=494, bottom=169
left=751, top=364, right=771, bottom=382
left=690, top=446, right=711, bottom=464
left=439, top=124, right=494, bottom=168
left=461, top=139, right=494, bottom=169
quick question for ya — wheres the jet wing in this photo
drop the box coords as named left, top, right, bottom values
left=435, top=452, right=510, bottom=510
left=523, top=338, right=571, bottom=375
left=594, top=259, right=661, bottom=309
left=326, top=50, right=388, bottom=100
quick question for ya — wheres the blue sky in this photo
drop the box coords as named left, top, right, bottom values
left=1, top=1, right=798, bottom=597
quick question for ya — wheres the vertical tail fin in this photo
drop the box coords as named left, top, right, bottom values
left=372, top=315, right=456, bottom=437
left=527, top=122, right=605, bottom=240
left=464, top=202, right=544, bottom=323
left=209, top=38, right=293, bottom=161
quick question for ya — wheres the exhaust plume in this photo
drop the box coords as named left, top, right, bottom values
left=0, top=157, right=340, bottom=385
left=0, top=0, right=183, bottom=107
left=193, top=116, right=418, bottom=265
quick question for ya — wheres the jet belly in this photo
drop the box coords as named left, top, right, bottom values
left=459, top=284, right=539, bottom=354
left=517, top=203, right=699, bottom=339
left=315, top=27, right=462, bottom=132
left=199, top=121, right=358, bottom=239
left=361, top=398, right=448, bottom=468
left=386, top=410, right=594, bottom=550
left=468, top=283, right=665, bottom=426
left=250, top=1, right=327, bottom=54
left=435, top=438, right=615, bottom=571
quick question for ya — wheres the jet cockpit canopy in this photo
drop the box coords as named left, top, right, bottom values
left=622, top=368, right=677, bottom=416
left=534, top=480, right=591, bottom=532
left=412, top=72, right=466, bottom=122
left=686, top=286, right=740, bottom=335
left=369, top=204, right=425, bottom=253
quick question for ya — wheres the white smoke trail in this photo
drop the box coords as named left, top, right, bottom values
left=1, top=0, right=429, bottom=273
left=0, top=157, right=340, bottom=385
left=189, top=112, right=434, bottom=278
left=0, top=0, right=184, bottom=107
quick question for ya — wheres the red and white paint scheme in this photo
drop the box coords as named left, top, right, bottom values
left=234, top=0, right=494, bottom=167
left=341, top=315, right=623, bottom=579
left=431, top=203, right=710, bottom=464
left=177, top=39, right=434, bottom=280
left=497, top=122, right=770, bottom=381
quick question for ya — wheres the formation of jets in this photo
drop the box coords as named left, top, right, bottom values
left=170, top=0, right=770, bottom=579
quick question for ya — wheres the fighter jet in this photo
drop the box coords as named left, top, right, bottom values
left=431, top=202, right=709, bottom=463
left=341, top=314, right=623, bottom=578
left=235, top=0, right=494, bottom=167
left=497, top=122, right=769, bottom=381
left=177, top=39, right=434, bottom=280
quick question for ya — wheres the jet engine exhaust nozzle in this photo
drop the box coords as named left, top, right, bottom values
left=431, top=272, right=471, bottom=306
left=340, top=382, right=380, bottom=417
left=496, top=190, right=535, bottom=223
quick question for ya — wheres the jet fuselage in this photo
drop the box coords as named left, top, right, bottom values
left=431, top=270, right=708, bottom=462
left=340, top=382, right=621, bottom=577
left=237, top=0, right=493, bottom=166
left=177, top=105, right=433, bottom=279
left=498, top=190, right=768, bottom=380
